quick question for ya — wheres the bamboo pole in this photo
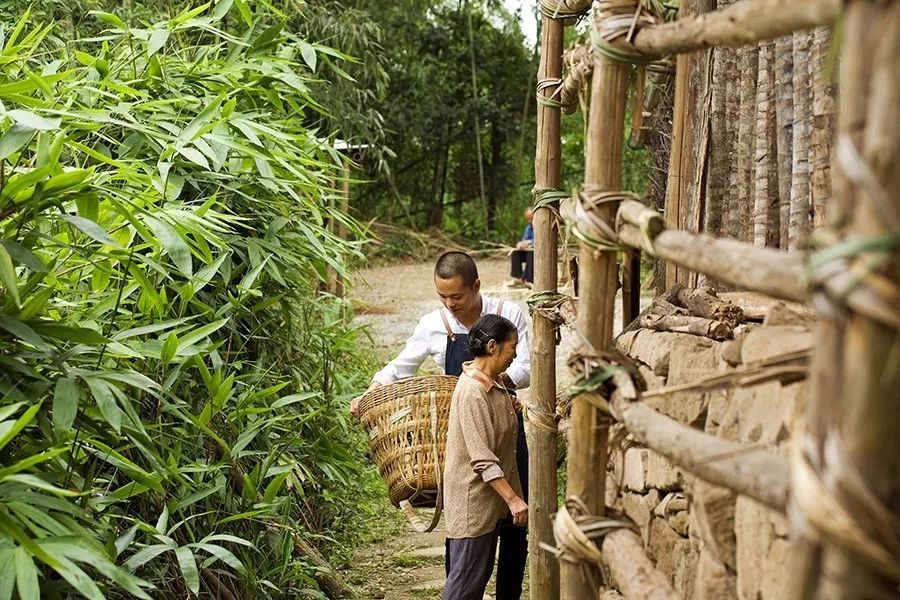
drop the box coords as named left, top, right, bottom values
left=631, top=0, right=841, bottom=56
left=562, top=28, right=630, bottom=600
left=774, top=35, right=794, bottom=249
left=613, top=398, right=790, bottom=512
left=789, top=31, right=812, bottom=249
left=529, top=16, right=565, bottom=600
left=799, top=2, right=900, bottom=597
left=616, top=200, right=807, bottom=302
left=601, top=530, right=677, bottom=600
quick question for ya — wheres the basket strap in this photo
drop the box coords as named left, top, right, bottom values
left=399, top=390, right=444, bottom=533
left=439, top=309, right=456, bottom=342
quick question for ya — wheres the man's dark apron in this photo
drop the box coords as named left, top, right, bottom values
left=441, top=303, right=528, bottom=600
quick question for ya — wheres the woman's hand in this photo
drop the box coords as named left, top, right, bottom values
left=507, top=496, right=528, bottom=526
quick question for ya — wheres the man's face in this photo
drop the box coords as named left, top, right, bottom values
left=525, top=209, right=534, bottom=223
left=435, top=275, right=481, bottom=317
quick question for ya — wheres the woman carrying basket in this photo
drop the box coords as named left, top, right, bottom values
left=442, top=314, right=527, bottom=600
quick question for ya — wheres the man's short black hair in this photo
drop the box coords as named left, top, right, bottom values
left=434, top=251, right=479, bottom=286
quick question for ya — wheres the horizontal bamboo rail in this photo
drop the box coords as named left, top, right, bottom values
left=616, top=199, right=807, bottom=302
left=633, top=0, right=841, bottom=55
left=602, top=530, right=678, bottom=600
left=610, top=373, right=790, bottom=513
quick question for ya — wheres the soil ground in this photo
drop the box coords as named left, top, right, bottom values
left=343, top=256, right=644, bottom=599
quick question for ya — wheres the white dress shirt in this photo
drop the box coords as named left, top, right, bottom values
left=372, top=294, right=531, bottom=389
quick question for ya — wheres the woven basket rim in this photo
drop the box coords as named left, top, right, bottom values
left=356, top=374, right=458, bottom=418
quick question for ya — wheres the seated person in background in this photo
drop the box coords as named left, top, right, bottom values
left=509, top=208, right=534, bottom=287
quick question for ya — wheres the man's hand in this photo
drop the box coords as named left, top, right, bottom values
left=350, top=381, right=382, bottom=418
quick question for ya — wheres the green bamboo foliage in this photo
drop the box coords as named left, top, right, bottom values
left=0, top=3, right=373, bottom=598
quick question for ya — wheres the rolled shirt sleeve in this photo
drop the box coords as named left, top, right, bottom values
left=457, top=387, right=504, bottom=481
left=503, top=304, right=531, bottom=389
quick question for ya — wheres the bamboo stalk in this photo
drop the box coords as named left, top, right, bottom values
left=530, top=16, right=565, bottom=600
left=801, top=2, right=900, bottom=597
left=602, top=530, right=677, bottom=600
left=664, top=51, right=690, bottom=286
left=616, top=200, right=807, bottom=302
left=563, top=33, right=630, bottom=600
left=632, top=0, right=841, bottom=56
left=753, top=41, right=775, bottom=247
left=736, top=43, right=758, bottom=243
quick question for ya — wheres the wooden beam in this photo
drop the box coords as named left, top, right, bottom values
left=632, top=0, right=841, bottom=56
left=563, top=14, right=630, bottom=596
left=530, top=15, right=564, bottom=600
left=616, top=200, right=807, bottom=302
left=614, top=398, right=791, bottom=513
left=602, top=530, right=677, bottom=600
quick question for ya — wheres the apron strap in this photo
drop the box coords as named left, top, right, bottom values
left=439, top=309, right=456, bottom=342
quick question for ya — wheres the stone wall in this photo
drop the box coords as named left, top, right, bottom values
left=605, top=301, right=813, bottom=599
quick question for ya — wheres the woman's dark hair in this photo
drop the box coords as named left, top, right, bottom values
left=467, top=314, right=517, bottom=357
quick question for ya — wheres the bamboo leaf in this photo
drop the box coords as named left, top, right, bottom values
left=299, top=41, right=317, bottom=71
left=0, top=401, right=40, bottom=453
left=14, top=549, right=39, bottom=600
left=147, top=29, right=170, bottom=56
left=53, top=377, right=79, bottom=434
left=143, top=215, right=193, bottom=277
left=58, top=215, right=118, bottom=246
left=0, top=125, right=33, bottom=160
left=7, top=109, right=60, bottom=131
left=175, top=546, right=199, bottom=594
left=83, top=377, right=123, bottom=433
left=0, top=244, right=20, bottom=306
left=0, top=240, right=46, bottom=273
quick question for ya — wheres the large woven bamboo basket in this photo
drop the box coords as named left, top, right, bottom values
left=356, top=375, right=457, bottom=508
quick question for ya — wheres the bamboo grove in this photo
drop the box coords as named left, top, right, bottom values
left=0, top=2, right=379, bottom=598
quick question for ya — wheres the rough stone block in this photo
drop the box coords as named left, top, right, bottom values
left=621, top=490, right=659, bottom=542
left=674, top=542, right=699, bottom=598
left=762, top=301, right=817, bottom=327
left=693, top=549, right=738, bottom=600
left=648, top=517, right=689, bottom=583
left=761, top=537, right=809, bottom=599
left=645, top=389, right=708, bottom=430
left=646, top=451, right=683, bottom=491
left=638, top=364, right=666, bottom=390
left=622, top=447, right=649, bottom=492
left=704, top=389, right=732, bottom=435
left=689, top=480, right=737, bottom=570
left=622, top=330, right=714, bottom=378
left=735, top=496, right=776, bottom=600
left=668, top=511, right=690, bottom=537
left=733, top=381, right=790, bottom=444
left=741, top=325, right=812, bottom=364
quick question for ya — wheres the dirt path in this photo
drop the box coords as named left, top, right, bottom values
left=345, top=257, right=643, bottom=599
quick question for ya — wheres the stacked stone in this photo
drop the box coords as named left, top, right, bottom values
left=607, top=301, right=812, bottom=598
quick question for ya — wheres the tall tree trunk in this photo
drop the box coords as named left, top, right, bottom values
left=734, top=44, right=758, bottom=243
left=809, top=26, right=836, bottom=230
left=789, top=31, right=812, bottom=249
left=774, top=35, right=794, bottom=249
left=704, top=43, right=733, bottom=240
left=487, top=119, right=505, bottom=231
left=753, top=42, right=773, bottom=246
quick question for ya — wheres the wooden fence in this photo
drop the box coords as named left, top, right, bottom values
left=529, top=0, right=899, bottom=598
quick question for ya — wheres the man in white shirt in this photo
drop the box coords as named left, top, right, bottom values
left=352, top=251, right=531, bottom=600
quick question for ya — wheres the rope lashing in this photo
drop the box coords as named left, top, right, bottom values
left=571, top=186, right=639, bottom=251
left=536, top=77, right=566, bottom=108
left=540, top=496, right=639, bottom=587
left=566, top=331, right=646, bottom=422
left=539, top=0, right=591, bottom=22
left=591, top=0, right=665, bottom=65
left=522, top=400, right=559, bottom=434
left=527, top=291, right=576, bottom=326
left=615, top=195, right=664, bottom=255
left=792, top=432, right=900, bottom=584
left=532, top=187, right=567, bottom=230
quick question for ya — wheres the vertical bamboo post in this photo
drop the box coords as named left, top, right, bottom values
left=530, top=15, right=563, bottom=600
left=798, top=2, right=900, bottom=598
left=562, top=32, right=630, bottom=600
